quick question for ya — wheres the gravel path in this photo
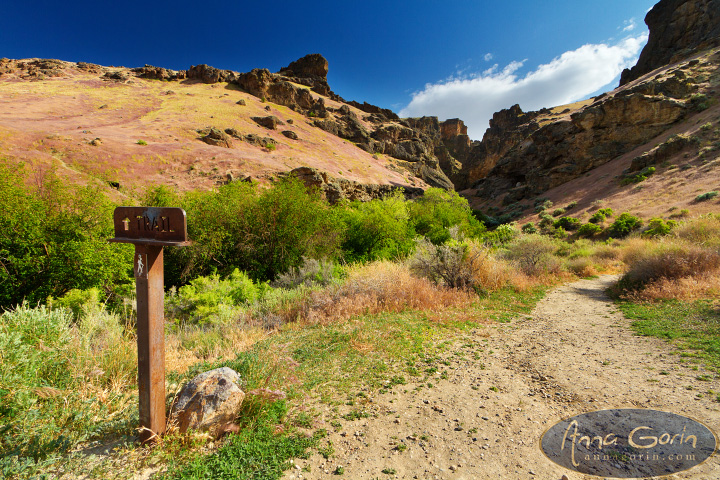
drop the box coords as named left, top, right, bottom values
left=284, top=275, right=720, bottom=480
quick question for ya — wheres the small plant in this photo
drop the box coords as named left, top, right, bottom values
left=690, top=93, right=709, bottom=111
left=566, top=201, right=578, bottom=210
left=551, top=208, right=566, bottom=217
left=695, top=191, right=718, bottom=202
left=334, top=466, right=345, bottom=475
left=642, top=217, right=677, bottom=237
left=621, top=166, right=655, bottom=185
left=136, top=139, right=147, bottom=145
left=701, top=122, right=713, bottom=131
left=395, top=443, right=407, bottom=452
left=265, top=142, right=276, bottom=151
left=382, top=468, right=397, bottom=475
left=608, top=212, right=643, bottom=238
left=553, top=216, right=581, bottom=231
left=578, top=223, right=603, bottom=237
left=521, top=222, right=537, bottom=234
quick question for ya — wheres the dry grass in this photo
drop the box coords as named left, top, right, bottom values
left=283, top=261, right=476, bottom=326
left=616, top=215, right=720, bottom=300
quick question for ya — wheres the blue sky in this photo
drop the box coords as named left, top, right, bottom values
left=2, top=1, right=657, bottom=138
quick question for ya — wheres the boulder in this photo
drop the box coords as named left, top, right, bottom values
left=171, top=367, right=245, bottom=436
left=201, top=128, right=233, bottom=148
left=282, top=130, right=298, bottom=140
left=187, top=64, right=236, bottom=84
left=277, top=53, right=329, bottom=81
left=252, top=115, right=283, bottom=130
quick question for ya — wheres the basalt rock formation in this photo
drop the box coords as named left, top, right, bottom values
left=459, top=0, right=720, bottom=206
left=620, top=0, right=720, bottom=85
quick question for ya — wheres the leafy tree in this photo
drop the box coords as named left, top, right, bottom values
left=339, top=191, right=415, bottom=262
left=0, top=162, right=132, bottom=308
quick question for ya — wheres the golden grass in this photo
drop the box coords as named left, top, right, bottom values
left=286, top=261, right=476, bottom=326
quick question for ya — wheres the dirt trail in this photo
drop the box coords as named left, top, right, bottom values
left=284, top=275, right=720, bottom=480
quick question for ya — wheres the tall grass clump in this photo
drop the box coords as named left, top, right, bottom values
left=616, top=215, right=720, bottom=300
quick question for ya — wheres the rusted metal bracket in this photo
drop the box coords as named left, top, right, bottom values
left=109, top=206, right=190, bottom=443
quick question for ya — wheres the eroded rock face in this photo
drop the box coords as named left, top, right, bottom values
left=620, top=0, right=720, bottom=85
left=289, top=166, right=423, bottom=204
left=171, top=367, right=245, bottom=436
left=277, top=53, right=329, bottom=80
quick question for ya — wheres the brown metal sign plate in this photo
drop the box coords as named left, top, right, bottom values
left=110, top=206, right=190, bottom=246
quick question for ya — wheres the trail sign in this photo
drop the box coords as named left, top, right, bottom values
left=110, top=207, right=190, bottom=443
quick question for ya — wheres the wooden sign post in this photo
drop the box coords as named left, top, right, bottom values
left=109, top=207, right=190, bottom=443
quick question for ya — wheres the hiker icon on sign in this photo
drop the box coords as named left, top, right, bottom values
left=135, top=253, right=148, bottom=279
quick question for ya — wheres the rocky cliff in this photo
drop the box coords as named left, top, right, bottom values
left=620, top=0, right=720, bottom=85
left=459, top=0, right=720, bottom=207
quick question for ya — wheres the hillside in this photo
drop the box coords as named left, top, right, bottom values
left=0, top=55, right=468, bottom=203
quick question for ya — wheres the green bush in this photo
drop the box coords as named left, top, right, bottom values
left=608, top=212, right=643, bottom=238
left=553, top=216, right=581, bottom=231
left=503, top=234, right=562, bottom=276
left=52, top=287, right=103, bottom=321
left=578, top=223, right=603, bottom=237
left=170, top=177, right=343, bottom=284
left=339, top=191, right=415, bottom=262
left=481, top=223, right=517, bottom=247
left=642, top=217, right=677, bottom=237
left=621, top=166, right=655, bottom=185
left=521, top=222, right=538, bottom=234
left=166, top=269, right=270, bottom=325
left=566, top=201, right=578, bottom=210
left=551, top=208, right=566, bottom=217
left=695, top=191, right=718, bottom=202
left=409, top=188, right=485, bottom=244
left=589, top=212, right=606, bottom=224
left=0, top=162, right=133, bottom=309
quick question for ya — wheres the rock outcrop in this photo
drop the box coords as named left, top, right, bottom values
left=620, top=0, right=720, bottom=85
left=288, top=166, right=423, bottom=204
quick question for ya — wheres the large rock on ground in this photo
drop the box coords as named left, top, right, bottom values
left=171, top=367, right=245, bottom=436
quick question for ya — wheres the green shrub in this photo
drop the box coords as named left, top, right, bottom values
left=481, top=223, right=517, bottom=247
left=273, top=257, right=339, bottom=289
left=409, top=188, right=485, bottom=244
left=136, top=139, right=147, bottom=145
left=597, top=208, right=614, bottom=217
left=621, top=166, right=655, bottom=185
left=503, top=234, right=562, bottom=276
left=608, top=213, right=643, bottom=238
left=553, top=216, right=581, bottom=231
left=521, top=222, right=538, bottom=234
left=589, top=212, right=606, bottom=224
left=339, top=191, right=415, bottom=262
left=52, top=287, right=103, bottom=321
left=566, top=201, right=578, bottom=210
left=172, top=177, right=343, bottom=284
left=0, top=161, right=133, bottom=309
left=578, top=223, right=603, bottom=237
left=551, top=208, right=566, bottom=217
left=690, top=93, right=709, bottom=111
left=642, top=217, right=677, bottom=237
left=166, top=269, right=270, bottom=325
left=695, top=191, right=718, bottom=202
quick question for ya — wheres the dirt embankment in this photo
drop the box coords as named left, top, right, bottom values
left=284, top=276, right=720, bottom=480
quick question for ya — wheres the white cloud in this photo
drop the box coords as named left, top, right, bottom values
left=483, top=53, right=493, bottom=61
left=622, top=18, right=637, bottom=32
left=399, top=34, right=648, bottom=139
